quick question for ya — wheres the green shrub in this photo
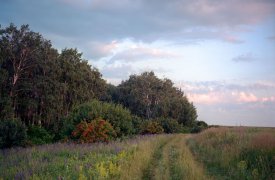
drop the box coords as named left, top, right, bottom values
left=0, top=119, right=27, bottom=148
left=191, top=121, right=208, bottom=133
left=156, top=118, right=183, bottom=133
left=63, top=100, right=134, bottom=137
left=132, top=115, right=145, bottom=134
left=27, top=126, right=54, bottom=145
left=141, top=120, right=164, bottom=134
left=72, top=118, right=116, bottom=143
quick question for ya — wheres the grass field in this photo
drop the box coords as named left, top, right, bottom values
left=1, top=127, right=274, bottom=180
left=188, top=127, right=275, bottom=180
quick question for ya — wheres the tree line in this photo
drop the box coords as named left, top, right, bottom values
left=0, top=24, right=207, bottom=148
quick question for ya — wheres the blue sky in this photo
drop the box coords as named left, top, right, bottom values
left=1, top=0, right=275, bottom=126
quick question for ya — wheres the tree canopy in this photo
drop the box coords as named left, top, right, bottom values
left=0, top=24, right=107, bottom=128
left=0, top=24, right=205, bottom=148
left=112, top=72, right=197, bottom=126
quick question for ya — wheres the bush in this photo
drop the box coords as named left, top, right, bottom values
left=141, top=120, right=164, bottom=134
left=63, top=100, right=134, bottom=137
left=191, top=121, right=208, bottom=133
left=27, top=126, right=54, bottom=145
left=0, top=119, right=27, bottom=148
left=132, top=115, right=145, bottom=134
left=157, top=118, right=183, bottom=133
left=72, top=118, right=116, bottom=143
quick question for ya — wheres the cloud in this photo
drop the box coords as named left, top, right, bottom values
left=86, top=41, right=118, bottom=59
left=99, top=60, right=170, bottom=80
left=187, top=92, right=224, bottom=105
left=109, top=47, right=179, bottom=63
left=235, top=92, right=258, bottom=103
left=232, top=52, right=257, bottom=62
left=177, top=80, right=275, bottom=105
left=101, top=63, right=134, bottom=79
left=2, top=0, right=275, bottom=44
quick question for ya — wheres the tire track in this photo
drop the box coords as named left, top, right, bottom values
left=142, top=136, right=172, bottom=180
left=141, top=134, right=209, bottom=180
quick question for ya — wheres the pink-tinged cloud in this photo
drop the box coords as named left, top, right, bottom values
left=187, top=92, right=223, bottom=105
left=187, top=91, right=275, bottom=105
left=236, top=92, right=258, bottom=103
left=179, top=81, right=275, bottom=105
left=262, top=96, right=275, bottom=102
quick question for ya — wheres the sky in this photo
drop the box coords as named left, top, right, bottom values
left=1, top=0, right=275, bottom=127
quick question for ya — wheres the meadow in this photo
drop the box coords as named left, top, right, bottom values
left=1, top=127, right=274, bottom=180
left=188, top=127, right=275, bottom=180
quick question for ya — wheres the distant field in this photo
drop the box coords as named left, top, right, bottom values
left=1, top=127, right=274, bottom=180
left=188, top=127, right=275, bottom=180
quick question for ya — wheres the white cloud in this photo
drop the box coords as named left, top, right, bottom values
left=87, top=41, right=118, bottom=58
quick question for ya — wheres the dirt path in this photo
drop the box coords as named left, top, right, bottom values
left=141, top=134, right=208, bottom=180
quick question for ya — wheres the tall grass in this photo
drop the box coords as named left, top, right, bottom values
left=0, top=135, right=158, bottom=179
left=119, top=134, right=171, bottom=179
left=1, top=134, right=209, bottom=180
left=169, top=135, right=208, bottom=180
left=187, top=127, right=275, bottom=180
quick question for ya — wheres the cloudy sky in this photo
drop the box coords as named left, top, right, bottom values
left=1, top=0, right=275, bottom=126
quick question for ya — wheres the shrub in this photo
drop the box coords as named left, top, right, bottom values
left=132, top=115, right=145, bottom=134
left=191, top=121, right=208, bottom=133
left=27, top=126, right=54, bottom=145
left=0, top=119, right=27, bottom=148
left=157, top=118, right=183, bottom=133
left=141, top=121, right=164, bottom=134
left=72, top=118, right=116, bottom=143
left=64, top=100, right=133, bottom=137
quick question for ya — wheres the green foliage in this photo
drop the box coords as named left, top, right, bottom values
left=0, top=119, right=27, bottom=148
left=0, top=23, right=200, bottom=148
left=131, top=115, right=145, bottom=134
left=191, top=121, right=208, bottom=133
left=63, top=100, right=134, bottom=137
left=0, top=24, right=107, bottom=131
left=113, top=71, right=197, bottom=126
left=156, top=118, right=183, bottom=133
left=27, top=126, right=54, bottom=145
left=72, top=118, right=116, bottom=143
left=141, top=120, right=164, bottom=134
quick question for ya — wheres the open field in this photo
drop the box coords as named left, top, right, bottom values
left=1, top=127, right=274, bottom=180
left=188, top=127, right=275, bottom=180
